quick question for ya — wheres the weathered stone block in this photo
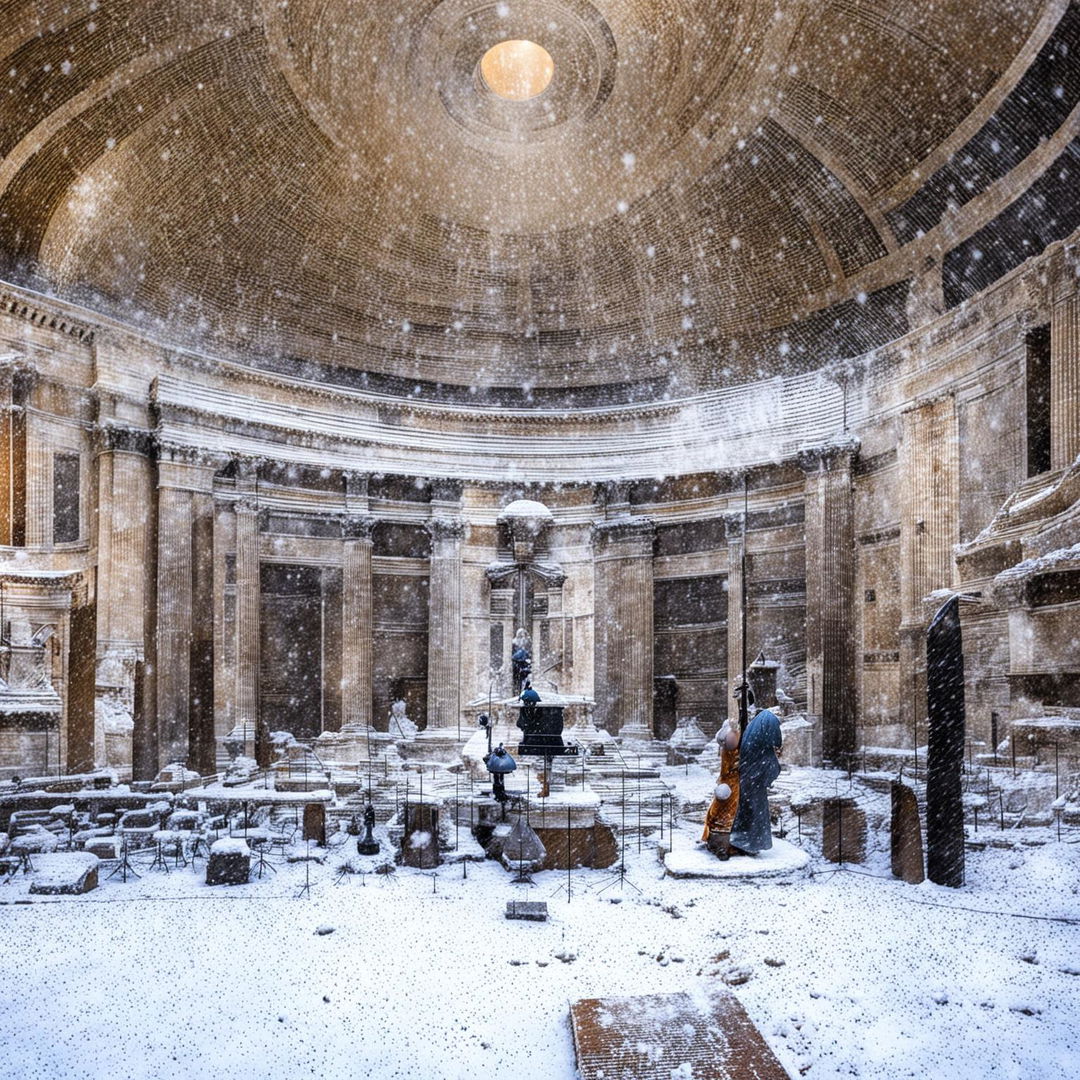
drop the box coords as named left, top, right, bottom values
left=29, top=853, right=99, bottom=894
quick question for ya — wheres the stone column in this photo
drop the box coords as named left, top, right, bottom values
left=724, top=511, right=745, bottom=720
left=1050, top=243, right=1080, bottom=470
left=211, top=495, right=235, bottom=766
left=591, top=516, right=655, bottom=739
left=801, top=446, right=858, bottom=766
left=0, top=358, right=30, bottom=546
left=425, top=515, right=465, bottom=731
left=234, top=493, right=261, bottom=761
left=155, top=464, right=194, bottom=769
left=341, top=515, right=376, bottom=731
left=154, top=447, right=221, bottom=773
left=24, top=414, right=52, bottom=548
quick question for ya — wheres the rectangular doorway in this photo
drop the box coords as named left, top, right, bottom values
left=260, top=564, right=324, bottom=739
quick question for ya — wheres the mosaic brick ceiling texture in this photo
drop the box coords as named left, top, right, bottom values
left=0, top=1, right=1073, bottom=399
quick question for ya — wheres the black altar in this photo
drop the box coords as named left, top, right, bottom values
left=516, top=705, right=578, bottom=757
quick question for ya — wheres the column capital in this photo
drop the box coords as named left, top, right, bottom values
left=233, top=495, right=260, bottom=517
left=722, top=512, right=745, bottom=541
left=95, top=423, right=155, bottom=457
left=797, top=440, right=858, bottom=475
left=343, top=514, right=377, bottom=542
left=591, top=515, right=655, bottom=549
left=1051, top=240, right=1080, bottom=301
left=429, top=478, right=464, bottom=504
left=426, top=515, right=466, bottom=542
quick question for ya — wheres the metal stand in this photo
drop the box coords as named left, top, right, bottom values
left=146, top=840, right=171, bottom=873
left=251, top=842, right=277, bottom=879
left=595, top=770, right=640, bottom=895
left=105, top=838, right=141, bottom=882
left=548, top=804, right=573, bottom=904
left=294, top=840, right=313, bottom=898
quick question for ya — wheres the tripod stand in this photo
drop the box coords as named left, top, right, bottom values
left=595, top=770, right=641, bottom=895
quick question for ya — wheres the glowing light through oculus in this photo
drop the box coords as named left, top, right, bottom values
left=480, top=39, right=554, bottom=101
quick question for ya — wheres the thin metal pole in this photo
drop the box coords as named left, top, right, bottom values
left=566, top=804, right=571, bottom=903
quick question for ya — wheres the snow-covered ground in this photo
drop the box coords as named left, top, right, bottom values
left=2, top=775, right=1078, bottom=1080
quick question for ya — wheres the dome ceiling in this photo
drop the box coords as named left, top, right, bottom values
left=0, top=0, right=1065, bottom=398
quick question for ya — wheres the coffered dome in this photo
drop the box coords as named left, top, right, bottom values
left=0, top=0, right=1074, bottom=403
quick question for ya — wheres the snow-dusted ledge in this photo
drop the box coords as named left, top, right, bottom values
left=150, top=366, right=852, bottom=482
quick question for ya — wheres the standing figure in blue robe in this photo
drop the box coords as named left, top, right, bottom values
left=728, top=706, right=783, bottom=855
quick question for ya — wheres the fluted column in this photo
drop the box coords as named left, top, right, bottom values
left=234, top=495, right=262, bottom=761
left=24, top=414, right=51, bottom=547
left=94, top=426, right=153, bottom=688
left=591, top=516, right=655, bottom=739
left=425, top=515, right=465, bottom=730
left=724, top=511, right=745, bottom=720
left=341, top=515, right=376, bottom=731
left=155, top=476, right=194, bottom=768
left=802, top=446, right=858, bottom=766
left=1050, top=243, right=1080, bottom=469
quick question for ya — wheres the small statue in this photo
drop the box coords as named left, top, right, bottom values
left=485, top=743, right=517, bottom=803
left=511, top=628, right=532, bottom=694
left=389, top=698, right=418, bottom=740
left=357, top=803, right=380, bottom=855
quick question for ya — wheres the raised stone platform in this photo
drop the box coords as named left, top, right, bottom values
left=664, top=836, right=810, bottom=880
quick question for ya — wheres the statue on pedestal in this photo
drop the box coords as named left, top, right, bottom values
left=357, top=803, right=380, bottom=855
left=511, top=628, right=532, bottom=695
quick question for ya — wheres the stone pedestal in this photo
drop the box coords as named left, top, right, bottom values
left=206, top=838, right=251, bottom=886
left=400, top=800, right=440, bottom=868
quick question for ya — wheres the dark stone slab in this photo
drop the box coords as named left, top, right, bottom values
left=926, top=595, right=965, bottom=887
left=505, top=900, right=549, bottom=922
left=303, top=803, right=327, bottom=846
left=890, top=781, right=925, bottom=884
left=822, top=797, right=867, bottom=864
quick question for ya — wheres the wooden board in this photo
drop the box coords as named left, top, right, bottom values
left=571, top=989, right=790, bottom=1080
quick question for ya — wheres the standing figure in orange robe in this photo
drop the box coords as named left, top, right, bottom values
left=701, top=717, right=741, bottom=860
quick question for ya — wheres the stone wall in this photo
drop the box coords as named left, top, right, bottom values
left=0, top=228, right=1078, bottom=775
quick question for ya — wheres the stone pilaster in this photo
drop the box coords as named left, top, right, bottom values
left=591, top=516, right=655, bottom=739
left=425, top=515, right=465, bottom=731
left=723, top=511, right=745, bottom=720
left=899, top=396, right=959, bottom=742
left=801, top=445, right=858, bottom=766
left=341, top=515, right=376, bottom=731
left=1050, top=243, right=1080, bottom=470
